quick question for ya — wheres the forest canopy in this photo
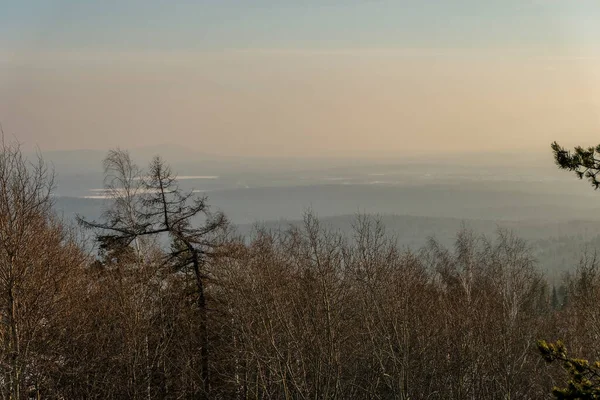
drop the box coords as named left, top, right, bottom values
left=1, top=141, right=600, bottom=399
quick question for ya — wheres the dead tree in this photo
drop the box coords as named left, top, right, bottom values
left=78, top=150, right=228, bottom=399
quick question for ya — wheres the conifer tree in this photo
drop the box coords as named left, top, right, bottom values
left=79, top=149, right=228, bottom=399
left=538, top=142, right=600, bottom=398
left=538, top=340, right=600, bottom=399
left=552, top=142, right=600, bottom=189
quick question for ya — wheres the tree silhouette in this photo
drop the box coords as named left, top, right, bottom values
left=78, top=149, right=228, bottom=399
left=538, top=142, right=600, bottom=399
left=552, top=142, right=600, bottom=189
left=538, top=340, right=600, bottom=399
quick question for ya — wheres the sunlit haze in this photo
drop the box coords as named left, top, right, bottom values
left=7, top=3, right=600, bottom=397
left=2, top=1, right=600, bottom=156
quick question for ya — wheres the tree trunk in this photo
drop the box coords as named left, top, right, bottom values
left=8, top=257, right=21, bottom=400
left=192, top=252, right=209, bottom=399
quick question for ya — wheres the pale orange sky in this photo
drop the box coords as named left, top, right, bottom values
left=2, top=48, right=600, bottom=157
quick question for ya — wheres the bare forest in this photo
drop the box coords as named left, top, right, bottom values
left=2, top=141, right=598, bottom=399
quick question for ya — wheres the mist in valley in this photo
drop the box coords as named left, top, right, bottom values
left=5, top=0, right=600, bottom=398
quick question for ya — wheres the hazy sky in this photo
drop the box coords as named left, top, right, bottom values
left=1, top=1, right=600, bottom=156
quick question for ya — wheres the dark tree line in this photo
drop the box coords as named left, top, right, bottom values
left=3, top=140, right=600, bottom=398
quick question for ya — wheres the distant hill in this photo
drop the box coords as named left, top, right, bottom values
left=55, top=191, right=600, bottom=280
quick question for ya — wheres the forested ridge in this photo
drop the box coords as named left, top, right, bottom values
left=3, top=140, right=600, bottom=399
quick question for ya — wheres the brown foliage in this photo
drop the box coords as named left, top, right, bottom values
left=3, top=143, right=600, bottom=399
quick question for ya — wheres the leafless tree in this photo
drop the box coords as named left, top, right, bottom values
left=0, top=136, right=85, bottom=399
left=78, top=149, right=228, bottom=398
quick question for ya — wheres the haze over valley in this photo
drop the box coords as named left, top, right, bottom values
left=45, top=145, right=600, bottom=279
left=5, top=1, right=600, bottom=398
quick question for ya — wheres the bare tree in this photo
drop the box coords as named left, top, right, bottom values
left=0, top=136, right=85, bottom=399
left=78, top=150, right=228, bottom=399
left=0, top=140, right=581, bottom=398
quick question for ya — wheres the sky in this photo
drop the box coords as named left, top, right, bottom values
left=1, top=0, right=600, bottom=157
